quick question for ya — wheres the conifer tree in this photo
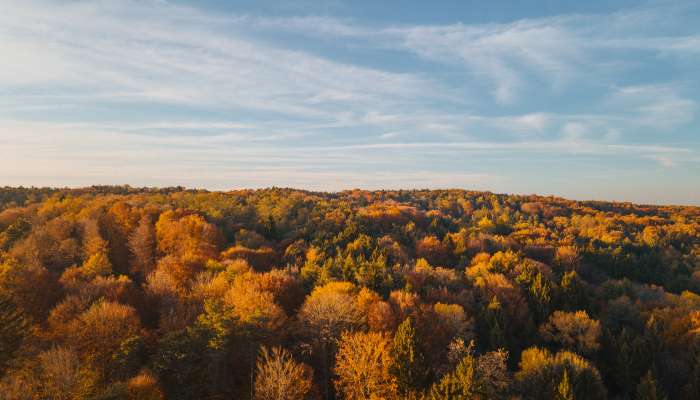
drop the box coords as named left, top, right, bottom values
left=557, top=369, right=575, bottom=400
left=636, top=370, right=667, bottom=400
left=390, top=317, right=426, bottom=395
left=0, top=294, right=30, bottom=374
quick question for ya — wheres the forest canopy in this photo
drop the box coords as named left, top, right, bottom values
left=0, top=186, right=698, bottom=399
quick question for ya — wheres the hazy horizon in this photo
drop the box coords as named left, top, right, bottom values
left=2, top=0, right=700, bottom=205
left=3, top=184, right=699, bottom=207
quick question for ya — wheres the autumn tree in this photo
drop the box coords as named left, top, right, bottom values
left=38, top=347, right=100, bottom=400
left=155, top=211, right=221, bottom=266
left=556, top=369, right=574, bottom=400
left=66, top=301, right=142, bottom=371
left=334, top=331, right=397, bottom=400
left=224, top=273, right=288, bottom=398
left=0, top=258, right=59, bottom=321
left=428, top=341, right=510, bottom=400
left=298, top=281, right=364, bottom=399
left=254, top=346, right=313, bottom=400
left=127, top=369, right=165, bottom=400
left=540, top=310, right=602, bottom=355
left=517, top=347, right=606, bottom=400
left=129, top=214, right=157, bottom=281
left=416, top=235, right=449, bottom=266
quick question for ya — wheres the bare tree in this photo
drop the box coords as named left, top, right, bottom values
left=254, top=346, right=313, bottom=400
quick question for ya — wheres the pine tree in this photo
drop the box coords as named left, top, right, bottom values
left=557, top=369, right=575, bottom=400
left=529, top=272, right=551, bottom=324
left=0, top=294, right=30, bottom=374
left=636, top=370, right=667, bottom=400
left=483, top=296, right=506, bottom=349
left=427, top=349, right=476, bottom=400
left=390, top=317, right=426, bottom=395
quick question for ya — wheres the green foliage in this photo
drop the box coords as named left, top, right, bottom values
left=390, top=317, right=426, bottom=394
left=427, top=346, right=476, bottom=400
left=151, top=327, right=210, bottom=400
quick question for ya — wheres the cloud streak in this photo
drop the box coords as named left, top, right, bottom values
left=0, top=0, right=699, bottom=204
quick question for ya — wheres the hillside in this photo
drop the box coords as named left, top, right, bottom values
left=0, top=186, right=698, bottom=399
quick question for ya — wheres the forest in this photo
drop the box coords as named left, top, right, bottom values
left=0, top=185, right=698, bottom=400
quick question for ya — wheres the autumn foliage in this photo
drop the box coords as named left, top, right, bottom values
left=0, top=186, right=698, bottom=399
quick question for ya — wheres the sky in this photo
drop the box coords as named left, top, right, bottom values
left=1, top=0, right=699, bottom=205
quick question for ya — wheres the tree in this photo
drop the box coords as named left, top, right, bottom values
left=0, top=259, right=60, bottom=321
left=254, top=346, right=313, bottom=400
left=0, top=294, right=30, bottom=374
left=416, top=235, right=449, bottom=266
left=155, top=211, right=220, bottom=266
left=556, top=369, right=574, bottom=400
left=428, top=345, right=477, bottom=400
left=223, top=274, right=288, bottom=399
left=540, top=310, right=601, bottom=355
left=38, top=347, right=100, bottom=400
left=129, top=214, right=156, bottom=281
left=298, top=282, right=364, bottom=399
left=609, top=327, right=650, bottom=397
left=528, top=271, right=552, bottom=324
left=474, top=348, right=511, bottom=399
left=558, top=271, right=589, bottom=311
left=127, top=369, right=165, bottom=400
left=390, top=317, right=426, bottom=395
left=636, top=370, right=667, bottom=400
left=334, top=331, right=397, bottom=400
left=517, top=347, right=606, bottom=400
left=151, top=326, right=211, bottom=400
left=66, top=301, right=142, bottom=370
left=428, top=341, right=510, bottom=400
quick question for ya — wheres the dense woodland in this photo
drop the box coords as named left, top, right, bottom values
left=0, top=186, right=699, bottom=400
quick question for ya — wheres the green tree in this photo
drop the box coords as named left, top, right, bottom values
left=151, top=327, right=210, bottom=400
left=390, top=317, right=426, bottom=395
left=517, top=347, right=606, bottom=400
left=428, top=341, right=510, bottom=400
left=428, top=344, right=476, bottom=400
left=529, top=272, right=552, bottom=324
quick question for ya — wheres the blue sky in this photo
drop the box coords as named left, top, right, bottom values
left=1, top=0, right=699, bottom=205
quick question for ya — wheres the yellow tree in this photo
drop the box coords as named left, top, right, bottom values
left=127, top=369, right=165, bottom=400
left=66, top=300, right=142, bottom=371
left=298, top=282, right=364, bottom=399
left=254, top=346, right=313, bottom=400
left=539, top=310, right=601, bottom=355
left=334, top=331, right=397, bottom=400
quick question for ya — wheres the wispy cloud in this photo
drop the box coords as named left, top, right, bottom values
left=0, top=0, right=438, bottom=121
left=0, top=0, right=698, bottom=203
left=249, top=7, right=700, bottom=104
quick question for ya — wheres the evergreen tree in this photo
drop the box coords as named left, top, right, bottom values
left=390, top=317, right=426, bottom=395
left=557, top=369, right=575, bottom=400
left=427, top=349, right=476, bottom=400
left=0, top=294, right=30, bottom=374
left=529, top=272, right=552, bottom=324
left=636, top=370, right=667, bottom=400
